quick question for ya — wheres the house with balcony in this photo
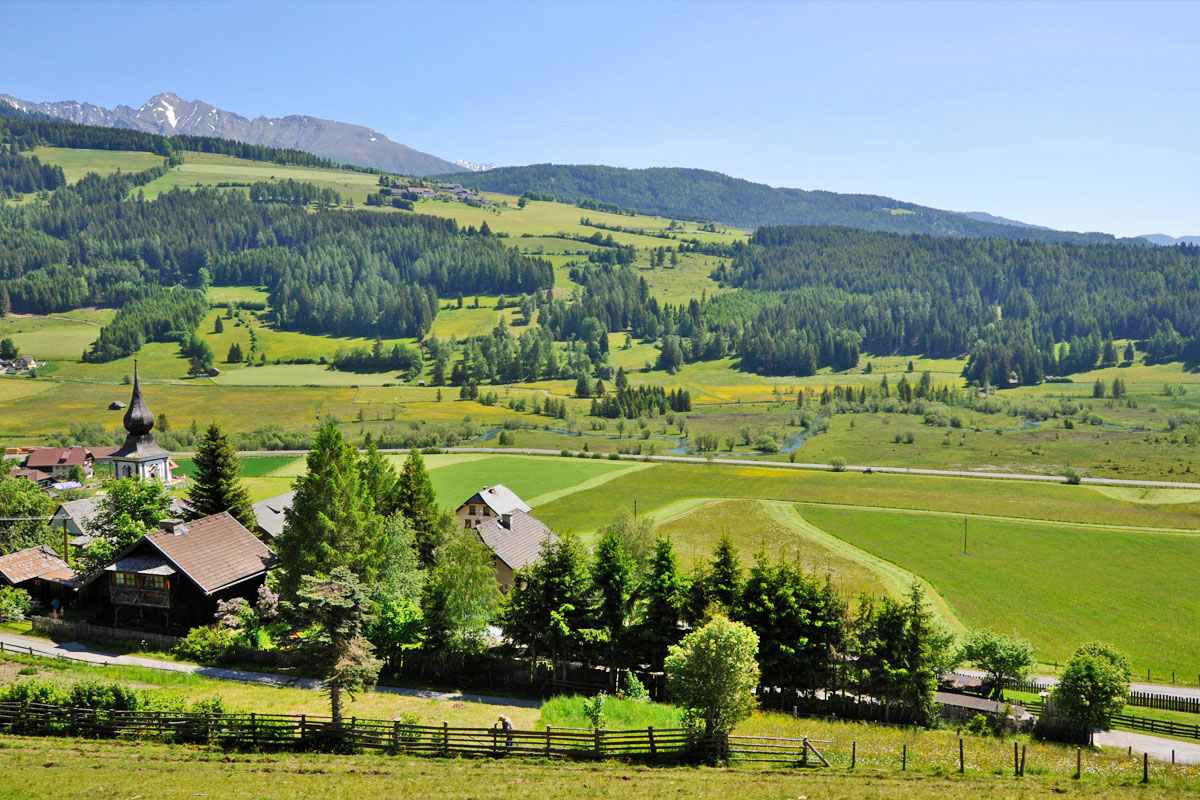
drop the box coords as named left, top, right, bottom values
left=83, top=512, right=276, bottom=631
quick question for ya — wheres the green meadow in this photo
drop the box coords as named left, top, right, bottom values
left=801, top=504, right=1200, bottom=676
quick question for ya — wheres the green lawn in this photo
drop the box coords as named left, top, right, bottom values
left=0, top=312, right=108, bottom=359
left=29, top=146, right=166, bottom=182
left=534, top=462, right=1200, bottom=534
left=653, top=499, right=894, bottom=602
left=801, top=504, right=1200, bottom=677
left=421, top=453, right=641, bottom=510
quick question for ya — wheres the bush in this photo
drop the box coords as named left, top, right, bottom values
left=174, top=626, right=236, bottom=665
left=0, top=679, right=67, bottom=705
left=68, top=680, right=141, bottom=711
left=830, top=457, right=847, bottom=472
left=0, top=585, right=33, bottom=622
left=621, top=670, right=650, bottom=703
left=751, top=434, right=780, bottom=453
left=582, top=692, right=608, bottom=729
left=1063, top=467, right=1081, bottom=485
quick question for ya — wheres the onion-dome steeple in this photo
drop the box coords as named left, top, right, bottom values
left=123, top=362, right=156, bottom=436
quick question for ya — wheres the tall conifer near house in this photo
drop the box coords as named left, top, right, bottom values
left=358, top=434, right=400, bottom=517
left=396, top=448, right=439, bottom=565
left=188, top=422, right=254, bottom=528
left=275, top=423, right=382, bottom=599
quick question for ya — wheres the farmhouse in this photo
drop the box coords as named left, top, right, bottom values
left=84, top=512, right=276, bottom=630
left=455, top=485, right=557, bottom=593
left=251, top=490, right=295, bottom=541
left=24, top=446, right=88, bottom=480
left=0, top=545, right=79, bottom=608
left=50, top=495, right=101, bottom=543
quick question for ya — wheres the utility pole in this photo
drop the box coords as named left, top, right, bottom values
left=633, top=498, right=637, bottom=518
left=963, top=517, right=968, bottom=556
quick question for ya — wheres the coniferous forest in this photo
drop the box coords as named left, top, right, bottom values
left=4, top=111, right=1200, bottom=383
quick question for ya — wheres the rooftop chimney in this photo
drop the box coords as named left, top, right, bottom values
left=159, top=518, right=186, bottom=534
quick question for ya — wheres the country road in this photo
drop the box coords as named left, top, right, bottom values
left=171, top=446, right=1200, bottom=491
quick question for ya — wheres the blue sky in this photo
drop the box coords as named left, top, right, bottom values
left=4, top=0, right=1198, bottom=236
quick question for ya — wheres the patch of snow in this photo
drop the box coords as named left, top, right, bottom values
left=161, top=100, right=177, bottom=129
left=370, top=137, right=377, bottom=142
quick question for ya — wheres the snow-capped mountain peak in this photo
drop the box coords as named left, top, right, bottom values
left=1, top=91, right=467, bottom=176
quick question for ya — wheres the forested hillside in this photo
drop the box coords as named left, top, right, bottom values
left=0, top=115, right=553, bottom=360
left=707, top=226, right=1200, bottom=382
left=447, top=164, right=1124, bottom=244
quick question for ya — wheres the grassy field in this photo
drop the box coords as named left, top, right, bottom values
left=0, top=311, right=109, bottom=359
left=534, top=461, right=1200, bottom=534
left=653, top=499, right=894, bottom=601
left=29, top=146, right=167, bottom=182
left=6, top=733, right=1198, bottom=800
left=3, top=650, right=1199, bottom=797
left=800, top=504, right=1200, bottom=676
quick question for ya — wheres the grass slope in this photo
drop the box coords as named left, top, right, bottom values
left=801, top=504, right=1200, bottom=676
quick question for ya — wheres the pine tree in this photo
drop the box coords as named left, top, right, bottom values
left=214, top=317, right=224, bottom=334
left=591, top=530, right=635, bottom=668
left=358, top=434, right=400, bottom=517
left=1123, top=342, right=1135, bottom=363
left=575, top=374, right=592, bottom=398
left=275, top=423, right=382, bottom=599
left=396, top=448, right=440, bottom=566
left=636, top=537, right=686, bottom=670
left=227, top=342, right=243, bottom=363
left=188, top=422, right=255, bottom=528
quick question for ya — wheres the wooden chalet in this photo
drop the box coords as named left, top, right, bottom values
left=83, top=512, right=276, bottom=631
left=455, top=485, right=557, bottom=592
left=0, top=545, right=79, bottom=608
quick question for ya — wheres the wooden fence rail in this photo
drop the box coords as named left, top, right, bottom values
left=0, top=701, right=828, bottom=764
left=1015, top=698, right=1200, bottom=741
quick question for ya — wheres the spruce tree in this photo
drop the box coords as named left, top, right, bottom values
left=396, top=448, right=440, bottom=565
left=637, top=537, right=686, bottom=670
left=591, top=529, right=634, bottom=668
left=358, top=434, right=400, bottom=517
left=188, top=422, right=255, bottom=528
left=275, top=423, right=382, bottom=599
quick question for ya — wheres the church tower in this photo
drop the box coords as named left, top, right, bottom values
left=111, top=363, right=173, bottom=482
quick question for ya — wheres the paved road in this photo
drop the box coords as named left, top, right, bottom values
left=1094, top=729, right=1200, bottom=765
left=0, top=632, right=539, bottom=709
left=954, top=669, right=1200, bottom=702
left=171, top=446, right=1200, bottom=491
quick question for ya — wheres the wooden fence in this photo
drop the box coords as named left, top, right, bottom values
left=1017, top=698, right=1200, bottom=741
left=0, top=701, right=827, bottom=764
left=1127, top=691, right=1200, bottom=716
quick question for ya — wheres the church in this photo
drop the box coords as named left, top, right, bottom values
left=110, top=364, right=174, bottom=483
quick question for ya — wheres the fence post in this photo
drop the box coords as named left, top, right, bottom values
left=1014, top=741, right=1020, bottom=777
left=393, top=719, right=400, bottom=754
left=1020, top=744, right=1026, bottom=776
left=1142, top=752, right=1148, bottom=784
left=1075, top=747, right=1081, bottom=779
left=492, top=726, right=498, bottom=755
left=801, top=736, right=809, bottom=767
left=851, top=741, right=856, bottom=769
left=442, top=721, right=449, bottom=755
left=300, top=714, right=306, bottom=747
left=594, top=727, right=602, bottom=758
left=959, top=738, right=964, bottom=773
left=648, top=726, right=656, bottom=757
left=251, top=712, right=257, bottom=747
left=902, top=744, right=907, bottom=771
left=545, top=725, right=551, bottom=756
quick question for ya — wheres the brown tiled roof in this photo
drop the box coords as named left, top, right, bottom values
left=0, top=545, right=74, bottom=585
left=87, top=446, right=119, bottom=460
left=142, top=512, right=275, bottom=594
left=475, top=510, right=557, bottom=573
left=26, top=447, right=88, bottom=469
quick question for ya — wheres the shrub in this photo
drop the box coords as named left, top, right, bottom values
left=582, top=692, right=607, bottom=729
left=0, top=679, right=67, bottom=705
left=622, top=670, right=650, bottom=703
left=1063, top=467, right=1081, bottom=485
left=751, top=434, right=780, bottom=453
left=174, top=626, right=236, bottom=665
left=830, top=457, right=847, bottom=472
left=68, top=680, right=141, bottom=711
left=0, top=585, right=33, bottom=622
